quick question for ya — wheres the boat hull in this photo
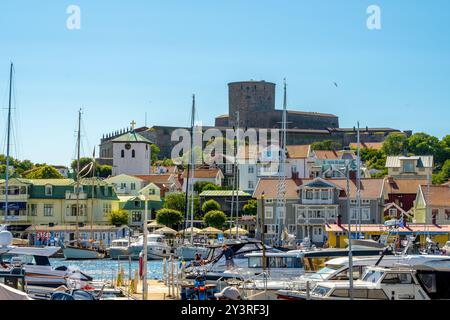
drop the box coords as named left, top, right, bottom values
left=63, top=247, right=105, bottom=260
left=176, top=246, right=209, bottom=260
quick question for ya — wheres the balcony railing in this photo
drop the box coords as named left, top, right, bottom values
left=0, top=194, right=29, bottom=201
left=65, top=191, right=88, bottom=200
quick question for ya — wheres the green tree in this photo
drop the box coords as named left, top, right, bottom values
left=433, top=159, right=450, bottom=184
left=150, top=144, right=161, bottom=164
left=201, top=199, right=221, bottom=213
left=156, top=208, right=184, bottom=228
left=163, top=192, right=186, bottom=212
left=24, top=166, right=64, bottom=179
left=203, top=210, right=227, bottom=229
left=71, top=157, right=94, bottom=175
left=381, top=132, right=407, bottom=155
left=108, top=209, right=129, bottom=226
left=311, top=140, right=342, bottom=151
left=242, top=199, right=257, bottom=215
left=194, top=181, right=219, bottom=193
left=164, top=192, right=200, bottom=217
left=96, top=165, right=112, bottom=178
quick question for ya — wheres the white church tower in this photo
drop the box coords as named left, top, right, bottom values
left=111, top=121, right=152, bottom=176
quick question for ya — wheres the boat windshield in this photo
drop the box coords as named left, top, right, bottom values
left=0, top=254, right=36, bottom=266
left=362, top=269, right=385, bottom=283
left=312, top=285, right=331, bottom=297
left=248, top=256, right=302, bottom=269
left=307, top=265, right=341, bottom=280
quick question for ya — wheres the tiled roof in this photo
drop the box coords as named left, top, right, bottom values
left=386, top=156, right=433, bottom=168
left=313, top=150, right=339, bottom=159
left=27, top=179, right=75, bottom=186
left=199, top=190, right=251, bottom=197
left=383, top=177, right=426, bottom=194
left=134, top=174, right=175, bottom=184
left=253, top=178, right=300, bottom=199
left=318, top=178, right=384, bottom=199
left=191, top=168, right=222, bottom=179
left=111, top=131, right=152, bottom=144
left=420, top=185, right=450, bottom=207
left=286, top=145, right=311, bottom=159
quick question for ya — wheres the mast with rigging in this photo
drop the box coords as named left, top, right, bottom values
left=4, top=62, right=13, bottom=223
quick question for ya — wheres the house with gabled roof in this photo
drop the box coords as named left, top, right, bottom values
left=413, top=185, right=450, bottom=225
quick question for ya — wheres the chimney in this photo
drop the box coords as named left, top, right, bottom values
left=349, top=170, right=357, bottom=180
left=387, top=176, right=394, bottom=184
left=337, top=214, right=342, bottom=227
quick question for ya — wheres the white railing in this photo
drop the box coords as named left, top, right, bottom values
left=65, top=191, right=88, bottom=200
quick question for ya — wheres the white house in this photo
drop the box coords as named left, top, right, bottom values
left=111, top=127, right=152, bottom=176
left=182, top=168, right=224, bottom=191
left=105, top=174, right=145, bottom=196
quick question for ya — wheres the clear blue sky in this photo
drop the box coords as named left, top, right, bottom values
left=1, top=0, right=449, bottom=166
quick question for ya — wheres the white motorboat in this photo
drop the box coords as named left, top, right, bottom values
left=276, top=255, right=450, bottom=300
left=279, top=264, right=450, bottom=300
left=129, top=234, right=172, bottom=260
left=245, top=254, right=450, bottom=300
left=108, top=238, right=133, bottom=260
left=63, top=242, right=105, bottom=260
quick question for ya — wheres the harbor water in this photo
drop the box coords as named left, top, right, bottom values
left=50, top=259, right=166, bottom=282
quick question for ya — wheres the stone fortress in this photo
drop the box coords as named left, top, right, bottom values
left=98, top=80, right=409, bottom=163
left=215, top=80, right=339, bottom=130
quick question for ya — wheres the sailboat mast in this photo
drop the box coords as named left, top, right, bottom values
left=356, top=122, right=361, bottom=237
left=276, top=78, right=287, bottom=245
left=90, top=148, right=96, bottom=245
left=189, top=95, right=196, bottom=244
left=234, top=111, right=240, bottom=238
left=75, top=109, right=82, bottom=241
left=4, top=62, right=13, bottom=223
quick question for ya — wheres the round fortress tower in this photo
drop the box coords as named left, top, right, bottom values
left=228, top=80, right=276, bottom=128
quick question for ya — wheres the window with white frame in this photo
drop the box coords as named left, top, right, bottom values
left=321, top=190, right=329, bottom=200
left=296, top=208, right=306, bottom=219
left=350, top=208, right=371, bottom=220
left=43, top=204, right=54, bottom=217
left=309, top=209, right=325, bottom=219
left=327, top=208, right=336, bottom=219
left=45, top=185, right=53, bottom=196
left=130, top=183, right=136, bottom=190
left=120, top=183, right=126, bottom=189
left=28, top=204, right=37, bottom=216
left=276, top=206, right=285, bottom=219
left=248, top=166, right=254, bottom=174
left=265, top=199, right=273, bottom=204
left=264, top=207, right=273, bottom=219
left=288, top=224, right=297, bottom=234
left=362, top=199, right=370, bottom=205
left=389, top=208, right=397, bottom=217
left=265, top=224, right=277, bottom=234
left=305, top=190, right=313, bottom=200
left=103, top=203, right=112, bottom=216
left=248, top=181, right=255, bottom=189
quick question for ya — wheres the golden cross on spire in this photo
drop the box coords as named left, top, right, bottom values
left=130, top=120, right=136, bottom=130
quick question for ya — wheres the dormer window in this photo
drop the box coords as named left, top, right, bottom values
left=45, top=185, right=53, bottom=196
left=402, top=160, right=415, bottom=173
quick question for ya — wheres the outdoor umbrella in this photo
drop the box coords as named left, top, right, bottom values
left=199, top=227, right=222, bottom=235
left=223, top=227, right=249, bottom=235
left=154, top=227, right=178, bottom=235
